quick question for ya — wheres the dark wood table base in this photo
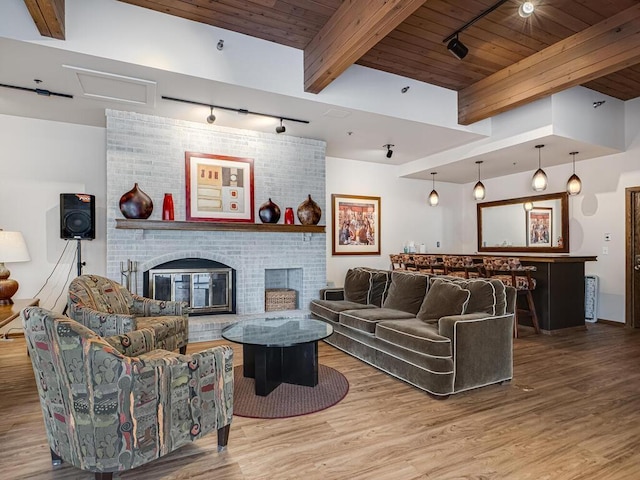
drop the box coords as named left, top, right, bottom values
left=242, top=342, right=319, bottom=396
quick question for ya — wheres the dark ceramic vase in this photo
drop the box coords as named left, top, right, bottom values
left=259, top=198, right=281, bottom=223
left=297, top=194, right=321, bottom=225
left=119, top=183, right=153, bottom=219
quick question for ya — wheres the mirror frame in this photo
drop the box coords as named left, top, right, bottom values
left=477, top=191, right=569, bottom=253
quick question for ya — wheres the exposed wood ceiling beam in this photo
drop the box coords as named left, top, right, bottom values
left=458, top=3, right=640, bottom=125
left=303, top=0, right=426, bottom=94
left=23, top=0, right=65, bottom=40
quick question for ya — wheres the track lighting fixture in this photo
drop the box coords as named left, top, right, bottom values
left=429, top=172, right=440, bottom=207
left=447, top=35, right=469, bottom=60
left=384, top=144, right=394, bottom=159
left=206, top=106, right=216, bottom=124
left=0, top=82, right=73, bottom=99
left=276, top=118, right=286, bottom=134
left=161, top=96, right=310, bottom=128
left=217, top=39, right=224, bottom=51
left=531, top=144, right=548, bottom=192
left=567, top=151, right=582, bottom=195
left=473, top=160, right=486, bottom=201
left=518, top=1, right=535, bottom=18
left=443, top=0, right=509, bottom=60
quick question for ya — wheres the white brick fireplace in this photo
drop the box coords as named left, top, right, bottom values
left=105, top=110, right=326, bottom=337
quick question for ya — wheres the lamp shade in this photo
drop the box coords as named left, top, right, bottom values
left=0, top=231, right=30, bottom=263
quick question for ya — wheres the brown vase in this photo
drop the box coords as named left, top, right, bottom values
left=119, top=183, right=153, bottom=219
left=297, top=194, right=321, bottom=225
left=258, top=198, right=281, bottom=223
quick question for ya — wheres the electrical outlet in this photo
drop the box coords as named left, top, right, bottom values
left=602, top=246, right=609, bottom=255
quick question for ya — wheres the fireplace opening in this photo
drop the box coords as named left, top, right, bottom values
left=144, top=258, right=236, bottom=315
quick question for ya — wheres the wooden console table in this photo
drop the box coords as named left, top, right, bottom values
left=0, top=298, right=40, bottom=330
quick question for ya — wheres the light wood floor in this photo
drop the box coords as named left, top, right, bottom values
left=2, top=324, right=640, bottom=479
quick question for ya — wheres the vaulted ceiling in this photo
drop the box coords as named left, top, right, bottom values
left=25, top=0, right=640, bottom=125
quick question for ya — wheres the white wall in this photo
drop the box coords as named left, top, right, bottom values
left=461, top=98, right=640, bottom=322
left=0, top=114, right=106, bottom=332
left=325, top=156, right=464, bottom=287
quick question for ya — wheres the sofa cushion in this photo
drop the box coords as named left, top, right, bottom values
left=343, top=268, right=390, bottom=306
left=416, top=279, right=470, bottom=322
left=434, top=277, right=507, bottom=316
left=309, top=299, right=377, bottom=322
left=382, top=271, right=430, bottom=315
left=339, top=308, right=415, bottom=334
left=376, top=318, right=452, bottom=358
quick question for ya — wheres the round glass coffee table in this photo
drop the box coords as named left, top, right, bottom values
left=222, top=317, right=333, bottom=396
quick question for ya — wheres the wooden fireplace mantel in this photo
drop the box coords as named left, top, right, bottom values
left=115, top=219, right=325, bottom=233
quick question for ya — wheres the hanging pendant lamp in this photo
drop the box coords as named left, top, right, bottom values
left=473, top=160, right=486, bottom=200
left=531, top=144, right=548, bottom=192
left=566, top=151, right=582, bottom=195
left=429, top=172, right=439, bottom=207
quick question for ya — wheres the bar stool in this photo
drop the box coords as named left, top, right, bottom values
left=442, top=255, right=482, bottom=279
left=389, top=254, right=404, bottom=270
left=400, top=254, right=417, bottom=271
left=414, top=255, right=445, bottom=275
left=483, top=257, right=540, bottom=337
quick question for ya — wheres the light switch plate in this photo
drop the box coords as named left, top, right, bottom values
left=602, top=246, right=609, bottom=255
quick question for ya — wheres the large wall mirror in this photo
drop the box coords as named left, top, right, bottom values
left=477, top=192, right=569, bottom=253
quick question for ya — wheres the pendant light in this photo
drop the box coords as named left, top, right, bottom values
left=473, top=160, right=486, bottom=200
left=531, top=144, right=548, bottom=192
left=566, top=151, right=582, bottom=195
left=429, top=172, right=439, bottom=207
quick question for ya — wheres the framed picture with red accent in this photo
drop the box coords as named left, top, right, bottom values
left=331, top=193, right=381, bottom=255
left=185, top=152, right=255, bottom=222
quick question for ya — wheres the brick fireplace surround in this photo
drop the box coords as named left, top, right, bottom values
left=106, top=110, right=327, bottom=341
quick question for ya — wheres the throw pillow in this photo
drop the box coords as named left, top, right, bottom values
left=416, top=278, right=470, bottom=322
left=434, top=277, right=506, bottom=315
left=343, top=268, right=372, bottom=304
left=382, top=271, right=430, bottom=315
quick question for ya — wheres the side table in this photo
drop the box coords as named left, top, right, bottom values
left=0, top=299, right=40, bottom=335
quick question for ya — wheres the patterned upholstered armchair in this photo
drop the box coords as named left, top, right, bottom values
left=22, top=307, right=233, bottom=480
left=68, top=274, right=189, bottom=356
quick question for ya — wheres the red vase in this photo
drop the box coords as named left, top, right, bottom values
left=162, top=193, right=174, bottom=221
left=284, top=207, right=295, bottom=225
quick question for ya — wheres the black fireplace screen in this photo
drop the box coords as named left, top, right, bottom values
left=144, top=259, right=235, bottom=315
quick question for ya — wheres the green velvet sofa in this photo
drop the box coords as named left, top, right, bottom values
left=310, top=268, right=516, bottom=397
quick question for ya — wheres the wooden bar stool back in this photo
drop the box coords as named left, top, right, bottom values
left=483, top=257, right=540, bottom=337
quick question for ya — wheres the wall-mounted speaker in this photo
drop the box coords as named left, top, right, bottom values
left=60, top=193, right=95, bottom=240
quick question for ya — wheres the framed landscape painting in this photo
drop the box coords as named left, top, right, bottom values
left=332, top=194, right=381, bottom=255
left=527, top=207, right=552, bottom=247
left=185, top=152, right=254, bottom=222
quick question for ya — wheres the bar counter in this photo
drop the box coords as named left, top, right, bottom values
left=399, top=253, right=597, bottom=333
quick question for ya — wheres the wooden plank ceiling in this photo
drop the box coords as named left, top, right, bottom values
left=29, top=0, right=640, bottom=123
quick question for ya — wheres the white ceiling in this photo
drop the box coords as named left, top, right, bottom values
left=0, top=35, right=621, bottom=184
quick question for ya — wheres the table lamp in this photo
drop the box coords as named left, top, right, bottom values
left=0, top=230, right=31, bottom=305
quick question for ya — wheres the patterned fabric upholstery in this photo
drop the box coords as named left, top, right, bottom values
left=414, top=255, right=445, bottom=275
left=22, top=307, right=233, bottom=479
left=482, top=257, right=537, bottom=290
left=442, top=255, right=481, bottom=279
left=68, top=274, right=188, bottom=355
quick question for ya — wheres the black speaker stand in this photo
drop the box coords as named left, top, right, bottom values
left=75, top=239, right=86, bottom=277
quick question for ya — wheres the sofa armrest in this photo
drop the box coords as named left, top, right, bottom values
left=130, top=294, right=187, bottom=316
left=320, top=287, right=345, bottom=301
left=67, top=303, right=137, bottom=336
left=438, top=313, right=514, bottom=392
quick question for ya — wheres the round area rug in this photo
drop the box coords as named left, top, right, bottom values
left=233, top=364, right=349, bottom=419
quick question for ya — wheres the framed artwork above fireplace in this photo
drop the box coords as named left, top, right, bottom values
left=185, top=152, right=255, bottom=222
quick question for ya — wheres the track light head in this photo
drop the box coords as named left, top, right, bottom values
left=384, top=144, right=395, bottom=159
left=447, top=35, right=468, bottom=60
left=217, top=39, right=224, bottom=51
left=518, top=1, right=535, bottom=18
left=206, top=106, right=216, bottom=124
left=276, top=119, right=286, bottom=134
